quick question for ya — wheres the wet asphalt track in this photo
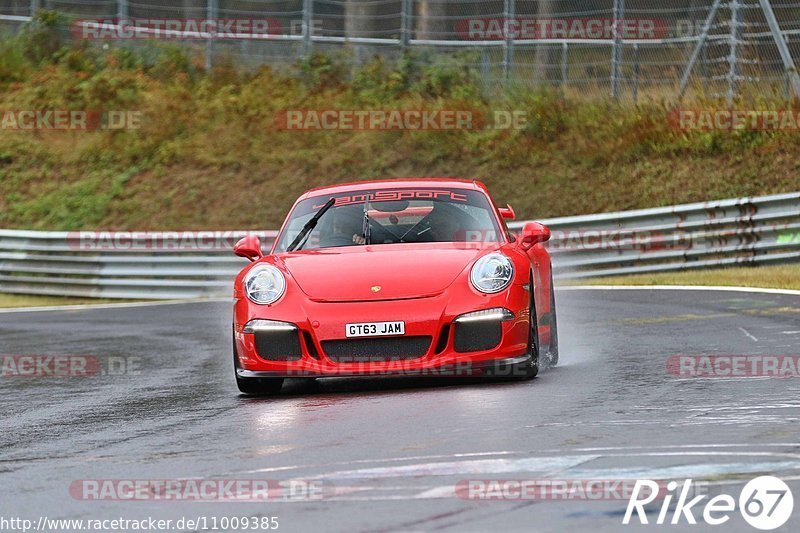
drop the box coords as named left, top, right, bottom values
left=2, top=288, right=800, bottom=532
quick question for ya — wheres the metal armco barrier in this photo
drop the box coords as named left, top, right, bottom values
left=514, top=191, right=800, bottom=279
left=0, top=191, right=798, bottom=299
left=0, top=230, right=277, bottom=300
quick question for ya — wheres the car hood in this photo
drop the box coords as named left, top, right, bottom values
left=278, top=243, right=498, bottom=302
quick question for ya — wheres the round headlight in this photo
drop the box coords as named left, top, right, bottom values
left=470, top=253, right=514, bottom=293
left=244, top=264, right=286, bottom=305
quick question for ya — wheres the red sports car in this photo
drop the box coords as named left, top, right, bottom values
left=232, top=178, right=558, bottom=394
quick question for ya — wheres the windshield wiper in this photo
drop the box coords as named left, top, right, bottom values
left=287, top=197, right=336, bottom=252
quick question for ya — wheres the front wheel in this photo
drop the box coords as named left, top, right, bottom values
left=512, top=275, right=539, bottom=380
left=548, top=274, right=559, bottom=367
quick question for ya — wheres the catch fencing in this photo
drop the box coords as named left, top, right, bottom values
left=3, top=1, right=800, bottom=101
left=0, top=191, right=797, bottom=299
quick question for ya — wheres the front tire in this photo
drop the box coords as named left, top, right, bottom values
left=512, top=274, right=539, bottom=380
left=548, top=274, right=559, bottom=367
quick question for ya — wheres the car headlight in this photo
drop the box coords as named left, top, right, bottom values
left=470, top=253, right=514, bottom=293
left=244, top=264, right=286, bottom=305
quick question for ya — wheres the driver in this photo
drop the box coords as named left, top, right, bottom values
left=320, top=206, right=365, bottom=247
left=426, top=204, right=463, bottom=242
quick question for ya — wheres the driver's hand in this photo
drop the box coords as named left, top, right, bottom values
left=352, top=234, right=366, bottom=245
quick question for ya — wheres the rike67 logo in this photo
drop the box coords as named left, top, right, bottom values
left=624, top=476, right=793, bottom=530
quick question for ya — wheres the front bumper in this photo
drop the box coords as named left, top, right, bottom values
left=236, top=354, right=532, bottom=379
left=233, top=281, right=531, bottom=378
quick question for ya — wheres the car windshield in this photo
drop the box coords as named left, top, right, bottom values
left=274, top=188, right=503, bottom=252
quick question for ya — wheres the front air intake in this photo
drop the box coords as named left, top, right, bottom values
left=322, top=336, right=432, bottom=362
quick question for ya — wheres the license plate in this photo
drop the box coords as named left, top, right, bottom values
left=345, top=321, right=405, bottom=338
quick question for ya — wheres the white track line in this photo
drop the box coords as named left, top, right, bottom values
left=229, top=444, right=800, bottom=478
left=558, top=285, right=800, bottom=296
left=0, top=298, right=230, bottom=314
left=738, top=326, right=759, bottom=342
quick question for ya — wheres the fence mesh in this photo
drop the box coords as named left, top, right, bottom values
left=3, top=0, right=800, bottom=101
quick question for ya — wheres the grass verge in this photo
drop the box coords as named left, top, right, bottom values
left=0, top=292, right=136, bottom=308
left=565, top=264, right=800, bottom=291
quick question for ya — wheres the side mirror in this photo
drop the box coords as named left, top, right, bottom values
left=234, top=235, right=263, bottom=262
left=519, top=221, right=551, bottom=249
left=498, top=204, right=516, bottom=220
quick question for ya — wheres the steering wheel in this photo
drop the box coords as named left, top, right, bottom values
left=370, top=219, right=403, bottom=242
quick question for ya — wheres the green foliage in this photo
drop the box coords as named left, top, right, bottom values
left=0, top=10, right=71, bottom=83
left=0, top=39, right=29, bottom=83
left=349, top=52, right=482, bottom=102
left=19, top=10, right=70, bottom=64
left=0, top=40, right=798, bottom=230
left=297, top=52, right=346, bottom=90
left=412, top=55, right=482, bottom=100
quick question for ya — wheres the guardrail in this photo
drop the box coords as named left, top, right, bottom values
left=1, top=191, right=798, bottom=299
left=521, top=191, right=800, bottom=279
left=0, top=230, right=276, bottom=300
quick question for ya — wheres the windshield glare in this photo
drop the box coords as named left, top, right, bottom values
left=275, top=188, right=503, bottom=252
